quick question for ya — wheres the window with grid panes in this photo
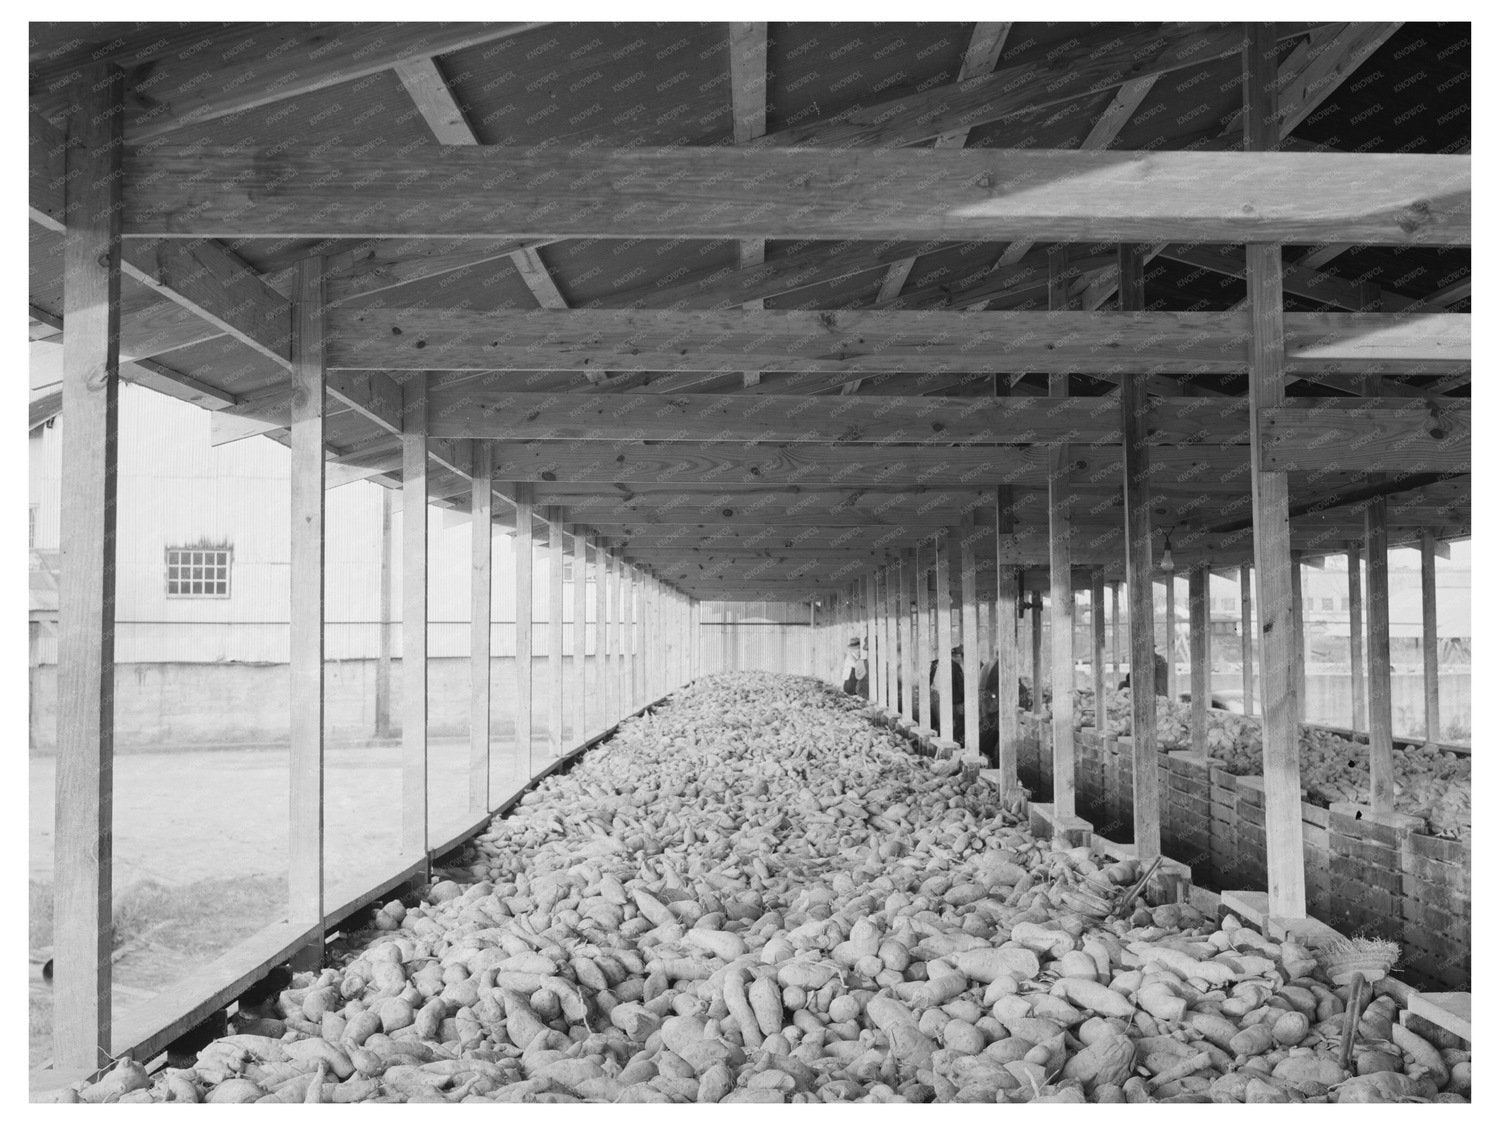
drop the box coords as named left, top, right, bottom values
left=166, top=547, right=232, bottom=597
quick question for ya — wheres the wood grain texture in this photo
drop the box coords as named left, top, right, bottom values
left=325, top=307, right=1468, bottom=374
left=1244, top=22, right=1306, bottom=921
left=401, top=380, right=429, bottom=860
left=514, top=484, right=535, bottom=777
left=53, top=63, right=123, bottom=1073
left=1048, top=250, right=1076, bottom=816
left=124, top=144, right=1468, bottom=245
left=470, top=443, right=492, bottom=813
left=288, top=256, right=326, bottom=934
left=1366, top=498, right=1395, bottom=811
left=1290, top=556, right=1305, bottom=722
left=1261, top=401, right=1469, bottom=472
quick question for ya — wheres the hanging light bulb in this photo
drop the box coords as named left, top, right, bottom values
left=1160, top=530, right=1175, bottom=573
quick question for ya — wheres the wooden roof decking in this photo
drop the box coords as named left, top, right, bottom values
left=28, top=20, right=1470, bottom=601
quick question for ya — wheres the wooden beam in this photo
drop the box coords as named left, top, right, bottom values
left=470, top=443, right=492, bottom=813
left=1366, top=498, right=1395, bottom=810
left=1290, top=554, right=1306, bottom=722
left=916, top=548, right=932, bottom=731
left=53, top=64, right=123, bottom=1073
left=330, top=308, right=1468, bottom=374
left=961, top=519, right=982, bottom=755
left=1259, top=401, right=1471, bottom=474
left=1048, top=248, right=1077, bottom=815
left=124, top=144, right=1469, bottom=244
left=1345, top=544, right=1365, bottom=731
left=935, top=538, right=954, bottom=742
left=288, top=255, right=326, bottom=954
left=875, top=22, right=1010, bottom=305
left=1420, top=529, right=1441, bottom=745
left=1119, top=241, right=1161, bottom=863
left=573, top=528, right=588, bottom=745
left=1189, top=565, right=1209, bottom=756
left=547, top=514, right=564, bottom=760
left=902, top=549, right=918, bottom=721
left=35, top=22, right=545, bottom=141
left=1164, top=573, right=1179, bottom=702
left=729, top=21, right=768, bottom=388
left=1091, top=571, right=1107, bottom=736
left=393, top=55, right=478, bottom=147
left=1244, top=23, right=1306, bottom=921
left=601, top=548, right=615, bottom=726
left=1240, top=564, right=1256, bottom=716
left=401, top=379, right=429, bottom=864
left=1030, top=592, right=1044, bottom=717
left=514, top=484, right=535, bottom=776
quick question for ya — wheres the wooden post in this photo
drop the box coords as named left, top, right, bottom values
left=1421, top=530, right=1441, bottom=745
left=1366, top=499, right=1395, bottom=810
left=514, top=486, right=534, bottom=776
left=400, top=379, right=428, bottom=861
left=469, top=445, right=492, bottom=813
left=874, top=567, right=887, bottom=708
left=1030, top=591, right=1044, bottom=716
left=573, top=530, right=587, bottom=743
left=903, top=549, right=918, bottom=719
left=1240, top=564, right=1256, bottom=716
left=1119, top=240, right=1161, bottom=862
left=288, top=256, right=326, bottom=955
left=1346, top=544, right=1366, bottom=732
left=887, top=560, right=901, bottom=713
left=935, top=536, right=955, bottom=741
left=961, top=520, right=981, bottom=755
left=600, top=549, right=613, bottom=725
left=1091, top=571, right=1106, bottom=734
left=1290, top=553, right=1306, bottom=722
left=1189, top=565, right=1209, bottom=756
left=375, top=488, right=393, bottom=738
left=547, top=516, right=564, bottom=758
left=53, top=62, right=124, bottom=1072
left=1110, top=582, right=1121, bottom=688
left=1245, top=21, right=1306, bottom=919
left=1048, top=247, right=1076, bottom=813
left=592, top=541, right=607, bottom=733
left=995, top=511, right=1021, bottom=789
left=1164, top=573, right=1178, bottom=701
left=917, top=548, right=933, bottom=730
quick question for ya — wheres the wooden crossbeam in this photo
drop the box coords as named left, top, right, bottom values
left=121, top=145, right=1468, bottom=244
left=1260, top=400, right=1469, bottom=472
left=327, top=308, right=1467, bottom=374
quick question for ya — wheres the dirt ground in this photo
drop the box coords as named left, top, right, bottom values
left=29, top=736, right=550, bottom=1070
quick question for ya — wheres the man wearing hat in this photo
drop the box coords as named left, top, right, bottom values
left=839, top=637, right=869, bottom=698
left=930, top=644, right=966, bottom=741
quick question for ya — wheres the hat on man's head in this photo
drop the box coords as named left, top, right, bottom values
left=848, top=637, right=862, bottom=649
left=952, top=645, right=964, bottom=656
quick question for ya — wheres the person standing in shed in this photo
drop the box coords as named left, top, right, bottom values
left=840, top=638, right=869, bottom=697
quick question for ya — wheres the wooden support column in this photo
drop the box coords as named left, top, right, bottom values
left=401, top=379, right=429, bottom=860
left=887, top=560, right=901, bottom=712
left=469, top=445, right=492, bottom=813
left=593, top=541, right=608, bottom=734
left=1244, top=21, right=1306, bottom=919
left=1290, top=553, right=1306, bottom=722
left=994, top=493, right=1021, bottom=788
left=288, top=257, right=326, bottom=960
left=514, top=486, right=534, bottom=776
left=917, top=549, right=933, bottom=730
left=1030, top=592, right=1044, bottom=716
left=903, top=549, right=918, bottom=719
left=1189, top=565, right=1209, bottom=756
left=602, top=551, right=616, bottom=722
left=866, top=570, right=879, bottom=705
left=1110, top=582, right=1121, bottom=688
left=877, top=567, right=890, bottom=708
left=1119, top=240, right=1161, bottom=862
left=53, top=62, right=124, bottom=1073
left=1091, top=571, right=1107, bottom=734
left=1240, top=565, right=1256, bottom=716
left=1346, top=544, right=1366, bottom=732
left=627, top=567, right=639, bottom=708
left=547, top=519, right=564, bottom=757
left=935, top=537, right=955, bottom=741
left=573, top=530, right=587, bottom=742
left=1366, top=499, right=1395, bottom=810
left=961, top=520, right=981, bottom=754
left=375, top=489, right=393, bottom=738
left=1048, top=248, right=1076, bottom=812
left=1420, top=530, right=1441, bottom=745
left=1164, top=573, right=1178, bottom=701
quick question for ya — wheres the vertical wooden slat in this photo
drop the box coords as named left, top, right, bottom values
left=469, top=445, right=492, bottom=813
left=1030, top=592, right=1044, bottom=716
left=573, top=530, right=587, bottom=742
left=1290, top=553, right=1305, bottom=722
left=871, top=568, right=884, bottom=708
left=288, top=256, right=326, bottom=940
left=1420, top=530, right=1440, bottom=744
left=1110, top=581, right=1121, bottom=689
left=53, top=62, right=123, bottom=1072
left=886, top=563, right=900, bottom=710
left=599, top=549, right=613, bottom=725
left=547, top=515, right=564, bottom=758
left=902, top=550, right=917, bottom=718
left=1189, top=565, right=1209, bottom=756
left=994, top=374, right=1021, bottom=786
left=917, top=550, right=932, bottom=730
left=401, top=379, right=428, bottom=860
left=1048, top=247, right=1076, bottom=811
left=961, top=521, right=981, bottom=754
left=935, top=537, right=954, bottom=741
left=1091, top=570, right=1106, bottom=734
left=375, top=488, right=393, bottom=738
left=1164, top=573, right=1178, bottom=702
left=1245, top=21, right=1306, bottom=919
left=1346, top=544, right=1366, bottom=732
left=1240, top=564, right=1256, bottom=716
left=1119, top=240, right=1161, bottom=862
left=514, top=486, right=534, bottom=776
left=624, top=566, right=637, bottom=709
left=1366, top=499, right=1395, bottom=810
